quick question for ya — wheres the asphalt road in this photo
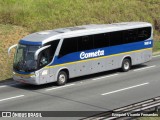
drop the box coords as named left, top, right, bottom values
left=0, top=55, right=160, bottom=120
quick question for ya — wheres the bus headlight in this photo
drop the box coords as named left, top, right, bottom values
left=30, top=75, right=36, bottom=78
left=35, top=72, right=39, bottom=77
left=42, top=70, right=48, bottom=75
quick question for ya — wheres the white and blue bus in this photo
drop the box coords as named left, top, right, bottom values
left=8, top=22, right=153, bottom=85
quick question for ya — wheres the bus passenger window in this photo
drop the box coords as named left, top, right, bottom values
left=138, top=27, right=151, bottom=41
left=94, top=33, right=110, bottom=49
left=44, top=39, right=60, bottom=61
left=110, top=31, right=123, bottom=46
left=124, top=29, right=138, bottom=43
left=78, top=35, right=94, bottom=51
left=39, top=49, right=50, bottom=67
left=59, top=37, right=78, bottom=57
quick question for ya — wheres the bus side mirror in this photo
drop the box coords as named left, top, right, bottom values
left=8, top=44, right=18, bottom=56
left=34, top=45, right=51, bottom=60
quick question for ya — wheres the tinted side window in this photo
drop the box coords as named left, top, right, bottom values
left=44, top=40, right=60, bottom=62
left=39, top=49, right=50, bottom=68
left=110, top=31, right=123, bottom=46
left=138, top=27, right=151, bottom=41
left=78, top=35, right=94, bottom=51
left=94, top=33, right=110, bottom=49
left=124, top=29, right=138, bottom=43
left=59, top=38, right=77, bottom=57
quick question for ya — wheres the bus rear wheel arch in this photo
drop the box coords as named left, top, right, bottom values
left=56, top=70, right=69, bottom=86
left=121, top=57, right=131, bottom=72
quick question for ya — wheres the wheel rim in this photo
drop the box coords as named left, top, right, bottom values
left=124, top=61, right=129, bottom=70
left=59, top=74, right=66, bottom=84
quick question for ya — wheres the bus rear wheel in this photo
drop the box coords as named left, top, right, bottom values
left=121, top=58, right=131, bottom=72
left=56, top=71, right=67, bottom=86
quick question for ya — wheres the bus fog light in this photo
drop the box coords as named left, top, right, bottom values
left=35, top=72, right=39, bottom=77
left=30, top=75, right=36, bottom=78
left=42, top=70, right=48, bottom=75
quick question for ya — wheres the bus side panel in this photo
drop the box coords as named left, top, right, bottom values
left=75, top=61, right=93, bottom=77
left=132, top=49, right=152, bottom=65
left=92, top=57, right=108, bottom=73
left=47, top=64, right=79, bottom=82
left=37, top=68, right=55, bottom=84
left=134, top=52, right=144, bottom=65
left=143, top=49, right=152, bottom=62
left=45, top=46, right=152, bottom=84
left=41, top=49, right=152, bottom=85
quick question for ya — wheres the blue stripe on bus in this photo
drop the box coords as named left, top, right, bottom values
left=51, top=40, right=153, bottom=65
left=19, top=40, right=42, bottom=46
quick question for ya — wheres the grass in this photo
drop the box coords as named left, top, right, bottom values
left=0, top=24, right=29, bottom=80
left=0, top=0, right=160, bottom=81
left=0, top=0, right=160, bottom=32
left=139, top=117, right=160, bottom=120
left=153, top=41, right=160, bottom=51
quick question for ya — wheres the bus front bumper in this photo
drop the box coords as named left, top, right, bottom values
left=13, top=72, right=39, bottom=85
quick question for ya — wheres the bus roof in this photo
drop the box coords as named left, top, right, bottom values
left=20, top=22, right=152, bottom=45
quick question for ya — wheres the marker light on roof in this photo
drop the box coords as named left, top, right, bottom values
left=38, top=32, right=50, bottom=35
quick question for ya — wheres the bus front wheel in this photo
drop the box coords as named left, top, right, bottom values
left=56, top=71, right=67, bottom=86
left=121, top=58, right=131, bottom=72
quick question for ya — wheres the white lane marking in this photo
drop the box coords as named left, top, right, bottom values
left=153, top=54, right=160, bottom=58
left=0, top=95, right=24, bottom=102
left=101, top=82, right=149, bottom=96
left=0, top=83, right=20, bottom=89
left=0, top=86, right=7, bottom=88
left=92, top=74, right=119, bottom=81
left=133, top=65, right=156, bottom=72
left=46, top=84, right=75, bottom=91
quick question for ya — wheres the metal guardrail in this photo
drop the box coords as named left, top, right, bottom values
left=82, top=96, right=160, bottom=120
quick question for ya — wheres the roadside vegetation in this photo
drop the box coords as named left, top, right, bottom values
left=0, top=0, right=160, bottom=80
left=0, top=24, right=28, bottom=80
left=139, top=117, right=160, bottom=120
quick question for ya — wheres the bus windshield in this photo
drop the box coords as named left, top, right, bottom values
left=13, top=44, right=41, bottom=72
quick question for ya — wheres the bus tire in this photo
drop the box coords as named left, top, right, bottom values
left=56, top=71, right=67, bottom=86
left=121, top=58, right=131, bottom=72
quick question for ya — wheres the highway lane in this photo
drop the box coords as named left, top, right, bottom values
left=0, top=55, right=160, bottom=119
